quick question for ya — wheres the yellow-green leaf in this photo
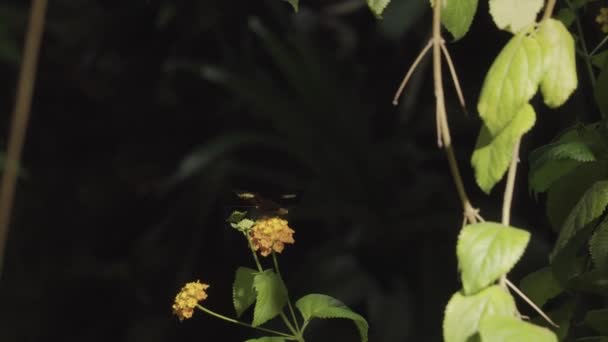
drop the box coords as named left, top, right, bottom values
left=489, top=0, right=543, bottom=33
left=442, top=0, right=478, bottom=40
left=367, top=0, right=391, bottom=18
left=479, top=316, right=558, bottom=342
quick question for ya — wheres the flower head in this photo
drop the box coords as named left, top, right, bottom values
left=172, top=280, right=209, bottom=321
left=250, top=217, right=295, bottom=257
left=597, top=7, right=608, bottom=33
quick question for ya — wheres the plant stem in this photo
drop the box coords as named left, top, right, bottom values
left=197, top=305, right=297, bottom=340
left=273, top=251, right=301, bottom=332
left=246, top=233, right=264, bottom=272
left=542, top=0, right=556, bottom=22
left=590, top=35, right=608, bottom=56
left=0, top=0, right=48, bottom=280
left=501, top=139, right=520, bottom=227
left=567, top=0, right=597, bottom=88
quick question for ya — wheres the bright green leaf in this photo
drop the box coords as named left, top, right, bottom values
left=442, top=0, right=478, bottom=40
left=246, top=338, right=285, bottom=342
left=280, top=0, right=298, bottom=11
left=479, top=316, right=558, bottom=342
left=592, top=51, right=608, bottom=69
left=584, top=309, right=608, bottom=335
left=367, top=0, right=391, bottom=18
left=529, top=141, right=596, bottom=193
left=590, top=217, right=608, bottom=275
left=519, top=267, right=563, bottom=308
left=489, top=0, right=543, bottom=33
left=472, top=104, right=536, bottom=193
left=296, top=294, right=368, bottom=342
left=537, top=19, right=578, bottom=108
left=457, top=222, right=531, bottom=295
left=555, top=8, right=576, bottom=27
left=252, top=270, right=288, bottom=327
left=443, top=286, right=517, bottom=342
left=477, top=32, right=542, bottom=135
left=595, top=58, right=608, bottom=117
left=552, top=181, right=608, bottom=257
left=233, top=267, right=258, bottom=318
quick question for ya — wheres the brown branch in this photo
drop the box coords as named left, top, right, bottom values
left=0, top=0, right=48, bottom=278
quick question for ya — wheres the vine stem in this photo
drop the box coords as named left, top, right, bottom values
left=273, top=251, right=302, bottom=333
left=0, top=0, right=48, bottom=279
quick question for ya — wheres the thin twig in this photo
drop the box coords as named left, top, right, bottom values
left=590, top=35, right=608, bottom=56
left=505, top=279, right=559, bottom=328
left=440, top=42, right=466, bottom=111
left=0, top=0, right=48, bottom=279
left=393, top=40, right=433, bottom=105
left=501, top=139, right=521, bottom=226
left=541, top=0, right=556, bottom=22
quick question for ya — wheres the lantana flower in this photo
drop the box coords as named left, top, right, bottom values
left=597, top=7, right=608, bottom=33
left=250, top=217, right=295, bottom=257
left=172, top=280, right=210, bottom=321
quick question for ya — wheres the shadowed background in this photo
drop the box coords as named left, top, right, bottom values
left=0, top=0, right=602, bottom=341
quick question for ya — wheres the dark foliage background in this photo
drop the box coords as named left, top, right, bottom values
left=0, top=0, right=603, bottom=341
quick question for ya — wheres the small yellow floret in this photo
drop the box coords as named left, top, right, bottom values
left=250, top=217, right=295, bottom=257
left=597, top=8, right=608, bottom=33
left=172, top=280, right=209, bottom=321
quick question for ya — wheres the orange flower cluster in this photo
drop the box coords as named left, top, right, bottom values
left=250, top=217, right=295, bottom=257
left=172, top=280, right=209, bottom=321
left=598, top=8, right=608, bottom=33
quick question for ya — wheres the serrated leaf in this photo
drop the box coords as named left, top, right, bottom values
left=246, top=337, right=285, bottom=342
left=552, top=181, right=608, bottom=257
left=443, top=286, right=517, bottom=342
left=252, top=270, right=288, bottom=327
left=489, top=0, right=543, bottom=33
left=472, top=103, right=536, bottom=193
left=538, top=19, right=578, bottom=108
left=295, top=294, right=368, bottom=342
left=555, top=8, right=576, bottom=27
left=595, top=58, right=608, bottom=117
left=441, top=0, right=478, bottom=40
left=584, top=309, right=608, bottom=335
left=233, top=267, right=258, bottom=317
left=279, top=0, right=298, bottom=11
left=479, top=315, right=558, bottom=342
left=590, top=217, right=608, bottom=275
left=477, top=32, right=542, bottom=135
left=367, top=0, right=391, bottom=18
left=457, top=222, right=531, bottom=295
left=519, top=267, right=563, bottom=308
left=227, top=210, right=248, bottom=224
left=529, top=141, right=596, bottom=193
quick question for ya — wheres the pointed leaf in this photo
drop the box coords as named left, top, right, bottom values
left=538, top=19, right=578, bottom=108
left=442, top=0, right=478, bottom=40
left=489, top=0, right=543, bottom=33
left=555, top=8, right=576, bottom=27
left=552, top=181, right=608, bottom=257
left=279, top=0, right=298, bottom=11
left=477, top=31, right=542, bottom=135
left=443, top=286, right=517, bottom=342
left=296, top=294, right=368, bottom=342
left=519, top=267, right=563, bottom=308
left=479, top=316, right=558, bottom=342
left=367, top=0, right=391, bottom=18
left=246, top=338, right=285, bottom=342
left=252, top=270, right=288, bottom=327
left=590, top=217, right=608, bottom=275
left=584, top=309, right=608, bottom=335
left=472, top=103, right=536, bottom=193
left=591, top=51, right=608, bottom=69
left=233, top=267, right=258, bottom=318
left=457, top=222, right=531, bottom=295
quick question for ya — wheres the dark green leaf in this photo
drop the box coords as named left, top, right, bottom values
left=519, top=267, right=563, bottom=308
left=584, top=309, right=608, bottom=335
left=279, top=0, right=298, bottom=11
left=595, top=58, right=608, bottom=117
left=592, top=51, right=608, bottom=69
left=252, top=270, right=288, bottom=327
left=233, top=267, right=258, bottom=318
left=555, top=8, right=576, bottom=27
left=590, top=217, right=608, bottom=274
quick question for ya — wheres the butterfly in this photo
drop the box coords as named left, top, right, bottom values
left=233, top=191, right=298, bottom=218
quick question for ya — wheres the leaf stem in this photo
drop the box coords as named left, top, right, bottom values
left=568, top=0, right=597, bottom=88
left=501, top=139, right=520, bottom=227
left=196, top=305, right=298, bottom=339
left=504, top=279, right=559, bottom=328
left=542, top=0, right=556, bottom=22
left=393, top=40, right=433, bottom=105
left=246, top=232, right=264, bottom=272
left=273, top=251, right=301, bottom=332
left=590, top=35, right=608, bottom=56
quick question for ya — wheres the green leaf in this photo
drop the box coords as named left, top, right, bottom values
left=531, top=300, right=576, bottom=341
left=477, top=32, right=542, bottom=135
left=441, top=0, right=478, bottom=40
left=489, top=0, right=543, bottom=33
left=252, top=270, right=288, bottom=327
left=595, top=58, right=608, bottom=117
left=443, top=286, right=517, bottom=342
left=296, top=294, right=368, bottom=342
left=552, top=180, right=608, bottom=257
left=367, top=0, right=391, bottom=18
left=537, top=19, right=578, bottom=108
left=279, top=0, right=298, bottom=11
left=529, top=141, right=596, bottom=193
left=227, top=211, right=248, bottom=224
left=584, top=309, right=608, bottom=335
left=519, top=267, right=563, bottom=308
left=479, top=316, right=558, bottom=342
left=246, top=338, right=285, bottom=342
left=457, top=222, right=531, bottom=295
left=555, top=8, right=576, bottom=27
left=592, top=51, right=608, bottom=69
left=472, top=104, right=536, bottom=193
left=233, top=267, right=258, bottom=318
left=590, top=217, right=608, bottom=274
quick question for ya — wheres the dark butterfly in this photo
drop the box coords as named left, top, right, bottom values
left=233, top=191, right=297, bottom=218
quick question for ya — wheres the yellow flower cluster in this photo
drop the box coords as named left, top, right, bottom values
left=172, top=280, right=209, bottom=321
left=598, top=8, right=608, bottom=33
left=250, top=217, right=295, bottom=257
